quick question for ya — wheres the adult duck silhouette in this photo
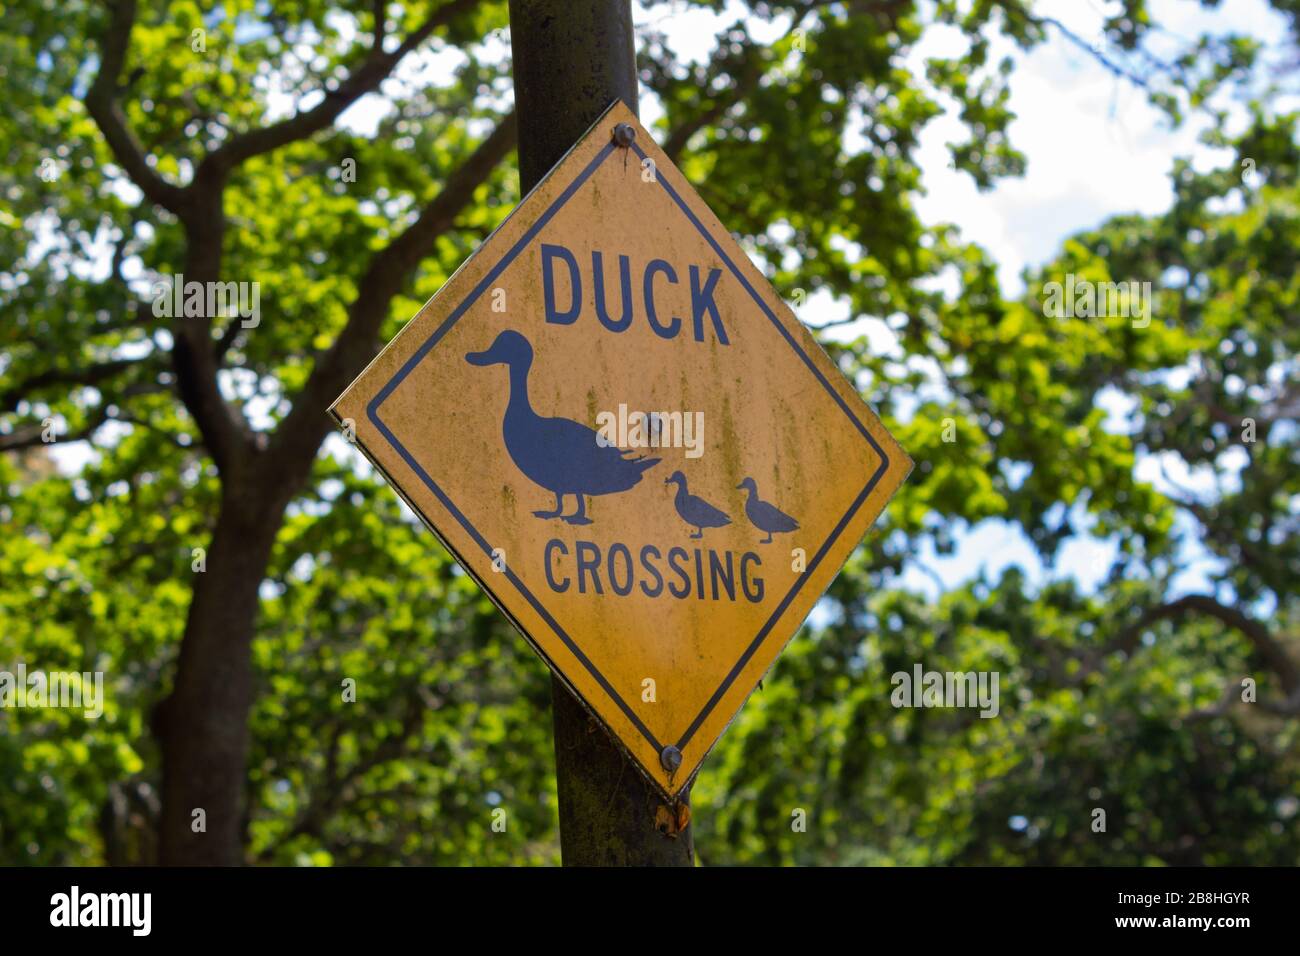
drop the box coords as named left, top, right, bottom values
left=665, top=471, right=731, bottom=539
left=737, top=477, right=799, bottom=543
left=465, top=330, right=659, bottom=524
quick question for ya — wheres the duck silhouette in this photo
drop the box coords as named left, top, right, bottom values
left=737, top=477, right=799, bottom=543
left=665, top=471, right=731, bottom=539
left=465, top=330, right=659, bottom=524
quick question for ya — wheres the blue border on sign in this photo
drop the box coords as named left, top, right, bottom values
left=366, top=138, right=891, bottom=760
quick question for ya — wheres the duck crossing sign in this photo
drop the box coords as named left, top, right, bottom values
left=331, top=101, right=912, bottom=798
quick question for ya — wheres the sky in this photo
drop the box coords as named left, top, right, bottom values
left=49, top=0, right=1291, bottom=607
left=881, top=0, right=1288, bottom=599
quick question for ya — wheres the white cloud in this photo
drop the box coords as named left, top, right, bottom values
left=908, top=0, right=1285, bottom=292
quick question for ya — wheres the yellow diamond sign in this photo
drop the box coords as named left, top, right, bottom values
left=331, top=101, right=911, bottom=797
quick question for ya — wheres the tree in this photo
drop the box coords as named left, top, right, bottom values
left=694, top=107, right=1300, bottom=866
left=1, top=0, right=1292, bottom=865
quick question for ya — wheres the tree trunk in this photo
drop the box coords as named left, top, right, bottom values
left=154, top=483, right=283, bottom=865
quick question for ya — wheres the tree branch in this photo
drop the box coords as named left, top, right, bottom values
left=165, top=202, right=256, bottom=477
left=373, top=0, right=388, bottom=52
left=1111, top=594, right=1298, bottom=695
left=84, top=0, right=188, bottom=213
left=992, top=0, right=1154, bottom=89
left=266, top=111, right=517, bottom=474
left=0, top=381, right=168, bottom=453
left=656, top=0, right=908, bottom=163
left=1183, top=678, right=1242, bottom=721
left=0, top=357, right=147, bottom=415
left=259, top=693, right=426, bottom=859
left=83, top=1, right=491, bottom=480
left=201, top=0, right=482, bottom=176
left=1258, top=687, right=1300, bottom=717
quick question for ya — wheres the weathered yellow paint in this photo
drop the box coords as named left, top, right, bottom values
left=331, top=102, right=911, bottom=798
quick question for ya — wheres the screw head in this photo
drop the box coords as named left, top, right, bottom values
left=660, top=745, right=682, bottom=772
left=612, top=123, right=637, bottom=148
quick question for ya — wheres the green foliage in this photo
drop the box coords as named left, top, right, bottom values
left=1, top=0, right=1295, bottom=865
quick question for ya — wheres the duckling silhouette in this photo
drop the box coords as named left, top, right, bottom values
left=466, top=330, right=659, bottom=524
left=737, top=477, right=799, bottom=543
left=665, top=471, right=731, bottom=539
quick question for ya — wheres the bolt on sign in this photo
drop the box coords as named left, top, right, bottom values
left=331, top=101, right=911, bottom=798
